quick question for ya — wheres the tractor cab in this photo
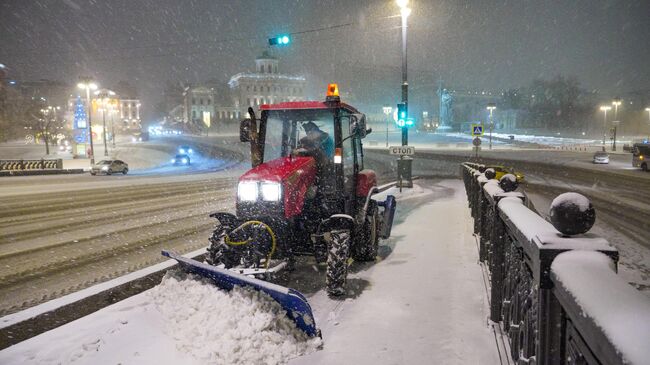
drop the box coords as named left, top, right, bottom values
left=239, top=84, right=371, bottom=217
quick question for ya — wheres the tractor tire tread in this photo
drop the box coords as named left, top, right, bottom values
left=326, top=229, right=350, bottom=297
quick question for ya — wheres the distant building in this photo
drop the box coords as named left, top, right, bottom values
left=183, top=86, right=214, bottom=132
left=164, top=52, right=307, bottom=133
left=225, top=51, right=306, bottom=129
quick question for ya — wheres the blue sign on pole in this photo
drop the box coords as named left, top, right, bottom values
left=472, top=124, right=484, bottom=136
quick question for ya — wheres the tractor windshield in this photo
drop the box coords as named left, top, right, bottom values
left=263, top=109, right=335, bottom=162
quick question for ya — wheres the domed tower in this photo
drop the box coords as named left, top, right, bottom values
left=255, top=51, right=278, bottom=74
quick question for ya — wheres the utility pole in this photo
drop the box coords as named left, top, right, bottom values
left=383, top=106, right=392, bottom=147
left=396, top=0, right=412, bottom=188
left=599, top=105, right=611, bottom=150
left=78, top=78, right=98, bottom=164
left=611, top=97, right=621, bottom=152
left=487, top=103, right=496, bottom=150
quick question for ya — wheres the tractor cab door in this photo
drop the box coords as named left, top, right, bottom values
left=337, top=110, right=362, bottom=214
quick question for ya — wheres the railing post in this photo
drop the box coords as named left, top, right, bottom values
left=489, top=204, right=507, bottom=322
left=538, top=288, right=563, bottom=365
left=478, top=180, right=489, bottom=261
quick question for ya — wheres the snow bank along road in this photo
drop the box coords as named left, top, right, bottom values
left=0, top=180, right=502, bottom=365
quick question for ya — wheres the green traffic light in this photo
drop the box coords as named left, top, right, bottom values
left=269, top=35, right=291, bottom=46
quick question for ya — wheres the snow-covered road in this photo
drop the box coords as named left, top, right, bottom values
left=0, top=179, right=501, bottom=365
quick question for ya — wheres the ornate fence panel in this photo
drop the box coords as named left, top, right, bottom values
left=461, top=162, right=650, bottom=365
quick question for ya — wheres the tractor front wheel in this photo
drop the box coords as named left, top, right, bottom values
left=326, top=229, right=350, bottom=297
left=206, top=223, right=240, bottom=268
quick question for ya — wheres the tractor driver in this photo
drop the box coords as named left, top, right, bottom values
left=298, top=121, right=334, bottom=165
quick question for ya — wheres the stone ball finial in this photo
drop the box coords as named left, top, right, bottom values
left=549, top=192, right=596, bottom=235
left=499, top=173, right=518, bottom=192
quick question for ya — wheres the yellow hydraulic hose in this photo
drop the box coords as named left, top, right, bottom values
left=224, top=220, right=277, bottom=269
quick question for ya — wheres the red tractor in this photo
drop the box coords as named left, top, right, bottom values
left=205, top=84, right=396, bottom=296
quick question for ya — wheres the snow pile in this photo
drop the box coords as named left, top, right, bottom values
left=150, top=272, right=321, bottom=365
left=551, top=192, right=591, bottom=212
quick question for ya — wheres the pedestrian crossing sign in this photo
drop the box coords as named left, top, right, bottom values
left=472, top=124, right=484, bottom=136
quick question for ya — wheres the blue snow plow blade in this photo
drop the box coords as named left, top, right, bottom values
left=161, top=250, right=319, bottom=337
left=378, top=194, right=397, bottom=239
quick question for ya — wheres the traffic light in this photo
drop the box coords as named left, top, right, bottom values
left=396, top=103, right=407, bottom=127
left=269, top=35, right=291, bottom=46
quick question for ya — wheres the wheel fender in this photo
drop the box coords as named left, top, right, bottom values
left=209, top=212, right=240, bottom=228
left=321, top=214, right=354, bottom=232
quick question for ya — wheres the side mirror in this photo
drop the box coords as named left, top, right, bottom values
left=240, top=119, right=252, bottom=142
left=349, top=113, right=368, bottom=138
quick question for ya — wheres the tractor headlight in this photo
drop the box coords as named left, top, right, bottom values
left=261, top=182, right=282, bottom=202
left=238, top=181, right=258, bottom=201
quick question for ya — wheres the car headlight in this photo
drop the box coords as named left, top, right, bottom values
left=171, top=159, right=176, bottom=163
left=179, top=148, right=185, bottom=154
left=261, top=182, right=282, bottom=201
left=188, top=148, right=193, bottom=154
left=101, top=166, right=109, bottom=171
left=182, top=158, right=188, bottom=164
left=238, top=182, right=258, bottom=201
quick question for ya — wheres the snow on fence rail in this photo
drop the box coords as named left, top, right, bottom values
left=460, top=162, right=650, bottom=365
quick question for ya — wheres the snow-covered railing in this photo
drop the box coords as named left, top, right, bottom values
left=460, top=162, right=650, bottom=365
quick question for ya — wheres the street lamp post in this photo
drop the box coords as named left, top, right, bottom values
left=487, top=103, right=496, bottom=150
left=111, top=103, right=116, bottom=148
left=383, top=106, right=392, bottom=147
left=599, top=105, right=611, bottom=150
left=645, top=107, right=650, bottom=142
left=612, top=98, right=621, bottom=151
left=77, top=78, right=98, bottom=164
left=396, top=0, right=412, bottom=188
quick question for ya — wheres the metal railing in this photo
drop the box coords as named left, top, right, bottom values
left=0, top=159, right=62, bottom=170
left=461, top=162, right=649, bottom=365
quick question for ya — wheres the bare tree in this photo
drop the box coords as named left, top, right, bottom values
left=23, top=99, right=63, bottom=155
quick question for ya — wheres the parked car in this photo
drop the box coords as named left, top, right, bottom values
left=171, top=154, right=191, bottom=166
left=90, top=160, right=128, bottom=175
left=487, top=165, right=525, bottom=183
left=178, top=145, right=193, bottom=154
left=592, top=151, right=610, bottom=164
left=632, top=143, right=649, bottom=171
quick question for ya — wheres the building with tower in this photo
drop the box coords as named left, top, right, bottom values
left=225, top=51, right=306, bottom=124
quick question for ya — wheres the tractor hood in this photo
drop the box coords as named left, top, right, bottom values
left=239, top=156, right=317, bottom=218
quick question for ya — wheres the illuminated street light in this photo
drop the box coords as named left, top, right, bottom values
left=599, top=105, right=611, bottom=150
left=78, top=78, right=98, bottom=164
left=487, top=103, right=496, bottom=150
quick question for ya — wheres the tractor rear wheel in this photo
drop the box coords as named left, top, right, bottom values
left=352, top=201, right=379, bottom=262
left=326, top=229, right=350, bottom=297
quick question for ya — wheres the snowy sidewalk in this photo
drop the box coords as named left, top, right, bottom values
left=0, top=179, right=501, bottom=365
left=293, top=179, right=500, bottom=364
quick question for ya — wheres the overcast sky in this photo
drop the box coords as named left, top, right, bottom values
left=1, top=0, right=648, bottom=120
